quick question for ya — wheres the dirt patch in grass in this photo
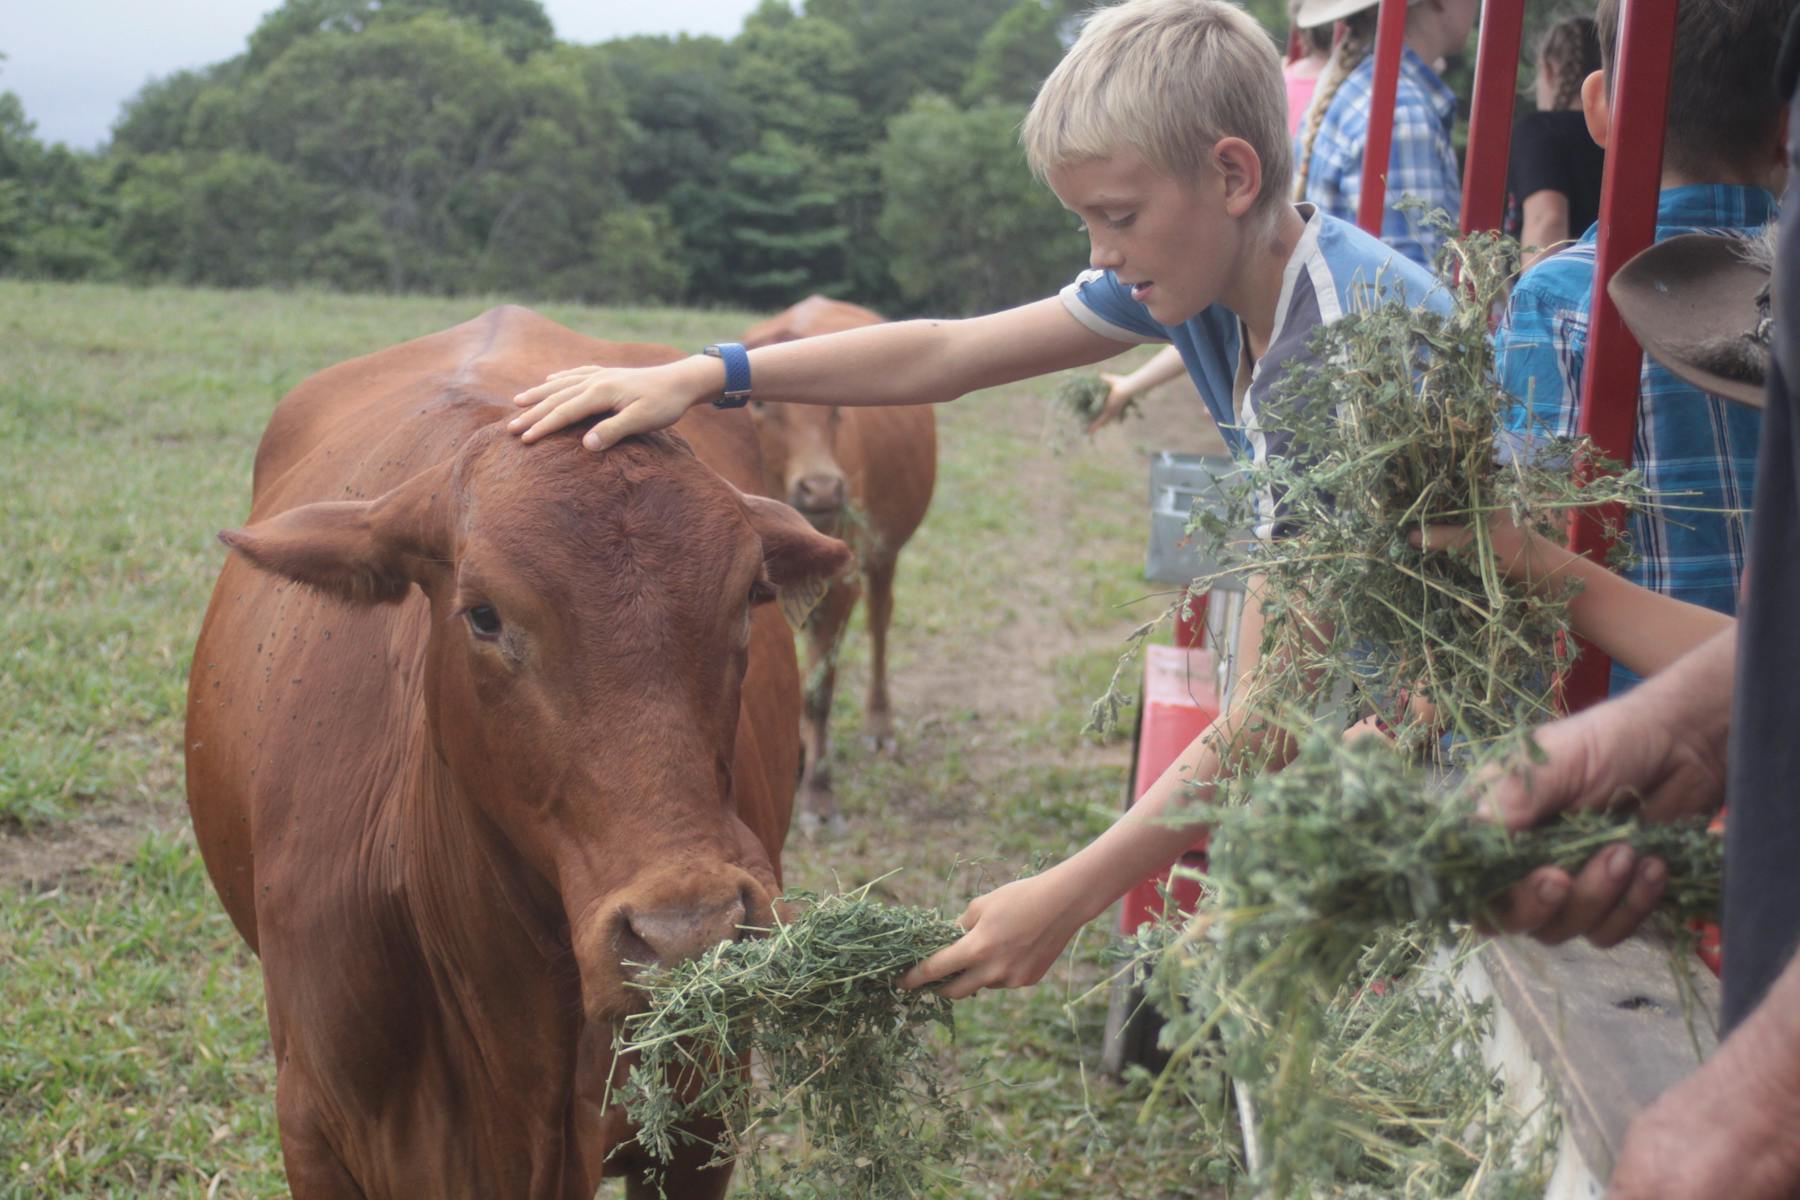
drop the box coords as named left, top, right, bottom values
left=0, top=798, right=188, bottom=892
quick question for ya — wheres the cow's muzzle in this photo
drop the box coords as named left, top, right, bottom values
left=573, top=869, right=773, bottom=1018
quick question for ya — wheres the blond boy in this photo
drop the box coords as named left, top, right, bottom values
left=509, top=0, right=1447, bottom=997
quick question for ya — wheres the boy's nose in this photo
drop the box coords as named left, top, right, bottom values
left=1088, top=238, right=1124, bottom=271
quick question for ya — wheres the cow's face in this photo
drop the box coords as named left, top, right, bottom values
left=747, top=400, right=850, bottom=535
left=220, top=425, right=849, bottom=1020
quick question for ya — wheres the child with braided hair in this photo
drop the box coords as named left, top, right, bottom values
left=1291, top=0, right=1477, bottom=269
left=1503, top=15, right=1605, bottom=267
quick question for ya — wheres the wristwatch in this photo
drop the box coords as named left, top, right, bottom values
left=702, top=342, right=752, bottom=408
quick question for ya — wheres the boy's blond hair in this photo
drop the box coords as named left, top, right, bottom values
left=1022, top=0, right=1292, bottom=218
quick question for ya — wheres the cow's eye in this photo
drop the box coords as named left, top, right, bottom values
left=465, top=605, right=502, bottom=639
left=748, top=580, right=776, bottom=606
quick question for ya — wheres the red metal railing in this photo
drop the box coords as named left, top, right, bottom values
left=1355, top=0, right=1413, bottom=233
left=1458, top=0, right=1526, bottom=234
left=1563, top=0, right=1678, bottom=711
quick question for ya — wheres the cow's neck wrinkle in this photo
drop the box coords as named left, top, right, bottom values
left=401, top=746, right=573, bottom=971
left=384, top=747, right=583, bottom=1103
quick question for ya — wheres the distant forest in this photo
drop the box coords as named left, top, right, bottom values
left=3, top=0, right=1347, bottom=314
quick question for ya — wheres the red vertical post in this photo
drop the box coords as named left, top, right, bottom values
left=1459, top=0, right=1526, bottom=234
left=1355, top=0, right=1411, bottom=234
left=1563, top=0, right=1678, bottom=711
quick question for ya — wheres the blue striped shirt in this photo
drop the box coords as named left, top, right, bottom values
left=1298, top=46, right=1461, bottom=270
left=1495, top=184, right=1775, bottom=689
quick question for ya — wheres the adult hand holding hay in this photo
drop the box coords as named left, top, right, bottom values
left=1132, top=727, right=1725, bottom=1197
left=1472, top=624, right=1734, bottom=947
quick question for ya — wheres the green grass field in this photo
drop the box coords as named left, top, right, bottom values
left=0, top=279, right=1218, bottom=1197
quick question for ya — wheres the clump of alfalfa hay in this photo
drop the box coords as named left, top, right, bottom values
left=1130, top=730, right=1722, bottom=1197
left=1091, top=222, right=1643, bottom=756
left=610, top=883, right=967, bottom=1199
left=1052, top=372, right=1138, bottom=433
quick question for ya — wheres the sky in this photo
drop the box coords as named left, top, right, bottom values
left=4, top=0, right=766, bottom=151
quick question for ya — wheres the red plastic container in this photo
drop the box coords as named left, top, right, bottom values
left=1118, top=631, right=1220, bottom=934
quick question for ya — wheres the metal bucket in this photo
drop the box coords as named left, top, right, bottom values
left=1146, top=450, right=1243, bottom=592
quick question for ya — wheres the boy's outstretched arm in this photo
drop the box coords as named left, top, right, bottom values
left=508, top=298, right=1128, bottom=452
left=899, top=583, right=1306, bottom=998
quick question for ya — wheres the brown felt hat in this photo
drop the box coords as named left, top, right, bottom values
left=1294, top=0, right=1410, bottom=30
left=1607, top=231, right=1776, bottom=410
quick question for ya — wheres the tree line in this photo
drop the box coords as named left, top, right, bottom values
left=0, top=0, right=1293, bottom=315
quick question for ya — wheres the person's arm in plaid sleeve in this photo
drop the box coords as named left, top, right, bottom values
left=1494, top=277, right=1580, bottom=443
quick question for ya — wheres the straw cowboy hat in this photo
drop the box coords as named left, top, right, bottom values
left=1294, top=0, right=1404, bottom=30
left=1607, top=229, right=1777, bottom=409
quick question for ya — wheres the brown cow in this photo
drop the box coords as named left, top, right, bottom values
left=184, top=306, right=850, bottom=1199
left=739, top=296, right=937, bottom=833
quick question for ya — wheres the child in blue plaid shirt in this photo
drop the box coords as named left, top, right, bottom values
left=1494, top=0, right=1788, bottom=696
left=1291, top=0, right=1479, bottom=269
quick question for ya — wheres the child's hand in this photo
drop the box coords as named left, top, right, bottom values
left=897, top=872, right=1085, bottom=999
left=509, top=358, right=711, bottom=451
left=1087, top=372, right=1139, bottom=434
left=1410, top=512, right=1560, bottom=590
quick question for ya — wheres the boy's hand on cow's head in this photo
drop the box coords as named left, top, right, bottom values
left=509, top=358, right=709, bottom=452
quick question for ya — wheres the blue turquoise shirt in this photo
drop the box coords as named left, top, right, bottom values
left=1061, top=205, right=1450, bottom=538
left=1495, top=184, right=1775, bottom=690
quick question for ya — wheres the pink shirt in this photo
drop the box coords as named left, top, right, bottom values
left=1284, top=59, right=1323, bottom=135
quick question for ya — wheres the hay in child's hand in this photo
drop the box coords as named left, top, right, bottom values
left=610, top=883, right=968, bottom=1198
left=1053, top=373, right=1135, bottom=429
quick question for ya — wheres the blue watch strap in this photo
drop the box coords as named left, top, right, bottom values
left=703, top=342, right=752, bottom=408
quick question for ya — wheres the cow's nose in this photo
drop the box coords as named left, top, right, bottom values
left=616, top=887, right=750, bottom=969
left=792, top=473, right=846, bottom=512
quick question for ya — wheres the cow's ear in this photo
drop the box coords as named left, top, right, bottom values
left=740, top=492, right=852, bottom=628
left=219, top=462, right=454, bottom=605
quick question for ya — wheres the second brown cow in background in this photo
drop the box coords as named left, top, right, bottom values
left=740, top=296, right=937, bottom=833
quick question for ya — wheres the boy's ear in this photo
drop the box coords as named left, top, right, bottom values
left=1580, top=69, right=1610, bottom=150
left=1214, top=137, right=1263, bottom=219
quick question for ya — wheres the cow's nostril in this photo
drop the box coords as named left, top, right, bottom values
left=794, top=473, right=847, bottom=511
left=733, top=885, right=758, bottom=941
left=614, top=912, right=658, bottom=973
left=617, top=892, right=750, bottom=967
